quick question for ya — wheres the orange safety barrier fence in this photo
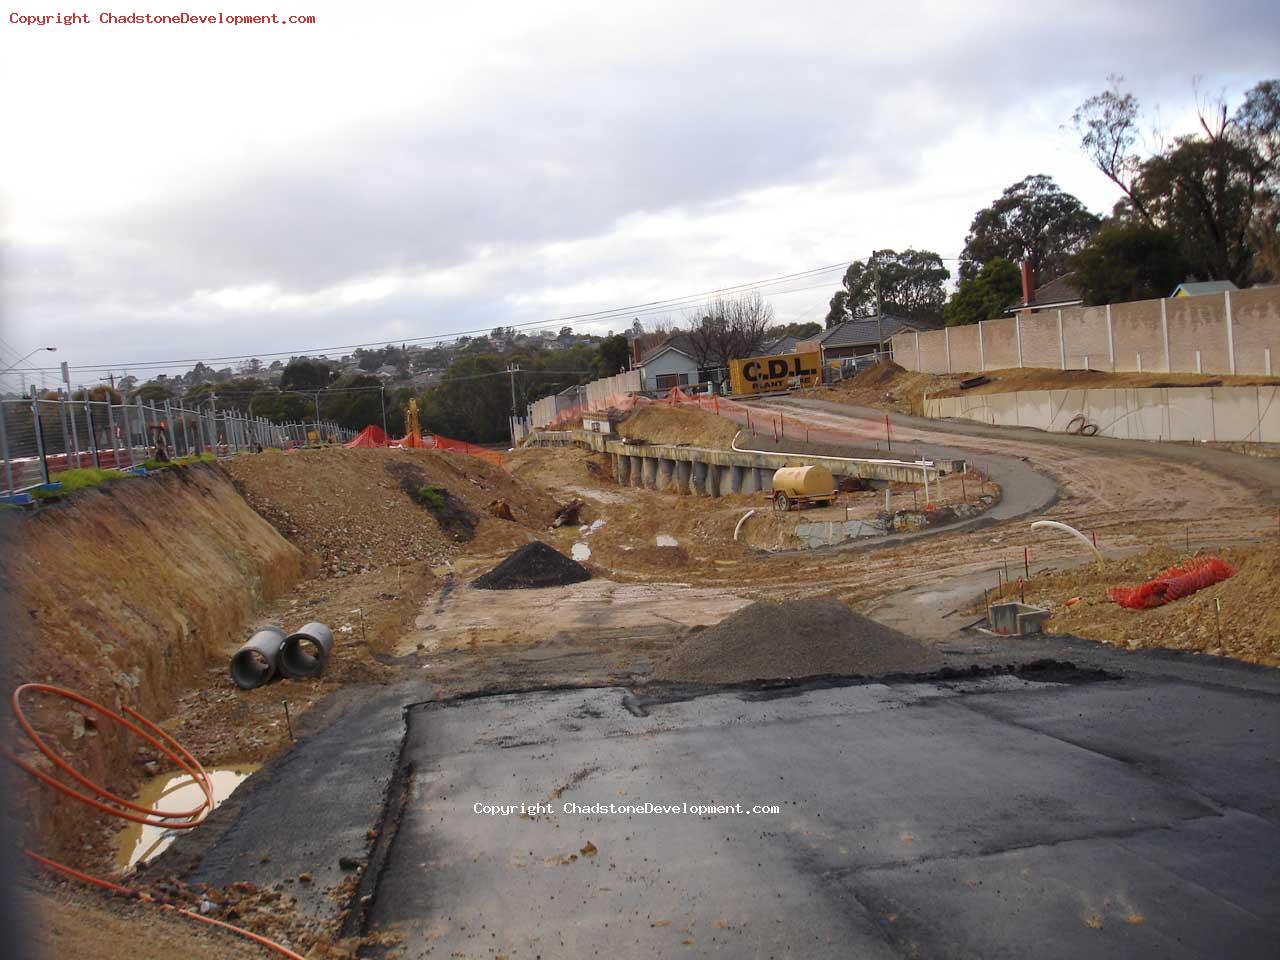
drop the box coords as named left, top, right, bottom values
left=1107, top=557, right=1237, bottom=610
left=344, top=424, right=505, bottom=466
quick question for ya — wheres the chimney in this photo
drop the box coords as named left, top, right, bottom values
left=1020, top=259, right=1035, bottom=308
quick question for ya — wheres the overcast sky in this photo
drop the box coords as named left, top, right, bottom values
left=2, top=0, right=1278, bottom=386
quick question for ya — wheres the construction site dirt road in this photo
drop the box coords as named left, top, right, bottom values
left=10, top=390, right=1280, bottom=958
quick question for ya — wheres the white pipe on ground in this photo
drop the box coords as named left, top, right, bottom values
left=1030, top=520, right=1103, bottom=562
left=734, top=509, right=756, bottom=542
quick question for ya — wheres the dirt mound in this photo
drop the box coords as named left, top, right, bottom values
left=619, top=405, right=741, bottom=449
left=655, top=597, right=940, bottom=683
left=473, top=540, right=592, bottom=590
left=223, top=446, right=556, bottom=575
left=848, top=359, right=906, bottom=389
left=1014, top=541, right=1279, bottom=667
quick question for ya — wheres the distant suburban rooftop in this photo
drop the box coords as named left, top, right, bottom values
left=638, top=332, right=697, bottom=366
left=1171, top=280, right=1239, bottom=297
left=756, top=334, right=804, bottom=356
left=1013, top=273, right=1083, bottom=312
left=807, top=314, right=935, bottom=350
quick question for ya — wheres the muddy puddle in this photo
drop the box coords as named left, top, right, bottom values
left=115, top=764, right=259, bottom=871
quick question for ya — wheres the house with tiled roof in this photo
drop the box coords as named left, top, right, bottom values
left=635, top=333, right=701, bottom=391
left=800, top=314, right=939, bottom=364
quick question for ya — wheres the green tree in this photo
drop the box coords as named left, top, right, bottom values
left=1069, top=223, right=1190, bottom=305
left=771, top=321, right=823, bottom=339
left=596, top=334, right=631, bottom=376
left=959, top=175, right=1100, bottom=281
left=136, top=381, right=173, bottom=403
left=943, top=258, right=1022, bottom=327
left=1072, top=77, right=1279, bottom=285
left=319, top=374, right=387, bottom=431
left=838, top=249, right=950, bottom=324
left=281, top=358, right=334, bottom=391
left=824, top=291, right=850, bottom=328
left=420, top=353, right=509, bottom=443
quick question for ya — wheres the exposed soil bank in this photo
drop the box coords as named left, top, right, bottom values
left=1, top=463, right=303, bottom=863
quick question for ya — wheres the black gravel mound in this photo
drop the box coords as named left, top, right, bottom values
left=472, top=540, right=592, bottom=590
left=656, top=598, right=941, bottom=683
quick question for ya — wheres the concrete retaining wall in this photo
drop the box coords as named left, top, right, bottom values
left=893, top=287, right=1280, bottom=377
left=926, top=385, right=1280, bottom=444
left=527, top=430, right=960, bottom=488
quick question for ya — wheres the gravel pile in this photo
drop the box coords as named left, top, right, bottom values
left=655, top=598, right=940, bottom=683
left=473, top=541, right=592, bottom=590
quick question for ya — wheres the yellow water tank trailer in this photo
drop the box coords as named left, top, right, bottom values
left=771, top=464, right=836, bottom=511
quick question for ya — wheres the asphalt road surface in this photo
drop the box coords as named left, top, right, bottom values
left=354, top=657, right=1279, bottom=959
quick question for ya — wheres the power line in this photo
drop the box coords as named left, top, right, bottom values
left=27, top=260, right=858, bottom=376
left=28, top=252, right=967, bottom=380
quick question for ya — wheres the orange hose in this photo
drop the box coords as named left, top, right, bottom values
left=8, top=683, right=308, bottom=960
left=9, top=683, right=213, bottom=827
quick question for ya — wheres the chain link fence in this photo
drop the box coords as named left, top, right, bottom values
left=1, top=395, right=355, bottom=496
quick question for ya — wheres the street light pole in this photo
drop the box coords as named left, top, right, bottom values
left=0, top=346, right=57, bottom=377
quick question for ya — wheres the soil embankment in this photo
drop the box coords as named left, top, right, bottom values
left=2, top=464, right=304, bottom=862
left=619, top=404, right=741, bottom=448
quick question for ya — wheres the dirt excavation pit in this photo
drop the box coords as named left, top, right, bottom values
left=473, top=540, right=593, bottom=590
left=655, top=597, right=943, bottom=683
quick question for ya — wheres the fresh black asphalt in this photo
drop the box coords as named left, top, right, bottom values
left=333, top=652, right=1280, bottom=958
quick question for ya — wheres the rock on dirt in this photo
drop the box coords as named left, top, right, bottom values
left=473, top=541, right=592, bottom=590
left=655, top=598, right=941, bottom=683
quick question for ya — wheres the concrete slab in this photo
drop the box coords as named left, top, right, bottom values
left=356, top=669, right=1280, bottom=958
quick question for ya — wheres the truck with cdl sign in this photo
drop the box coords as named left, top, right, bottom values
left=727, top=351, right=821, bottom=396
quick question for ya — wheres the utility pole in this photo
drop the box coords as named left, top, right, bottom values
left=313, top=391, right=321, bottom=435
left=874, top=260, right=884, bottom=358
left=380, top=382, right=388, bottom=437
left=506, top=362, right=521, bottom=446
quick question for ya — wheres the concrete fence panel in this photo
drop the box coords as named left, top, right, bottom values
left=1110, top=299, right=1165, bottom=373
left=1062, top=306, right=1112, bottom=370
left=1018, top=312, right=1062, bottom=369
left=900, top=287, right=1279, bottom=377
left=1229, top=288, right=1280, bottom=376
left=917, top=332, right=949, bottom=373
left=947, top=324, right=982, bottom=374
left=1167, top=295, right=1229, bottom=374
left=891, top=333, right=920, bottom=371
left=980, top=318, right=1020, bottom=369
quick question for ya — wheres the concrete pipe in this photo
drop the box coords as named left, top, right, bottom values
left=230, top=625, right=287, bottom=690
left=278, top=621, right=334, bottom=680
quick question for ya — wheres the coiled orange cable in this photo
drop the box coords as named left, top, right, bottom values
left=7, top=683, right=307, bottom=960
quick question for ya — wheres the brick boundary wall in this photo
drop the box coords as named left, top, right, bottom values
left=892, top=288, right=1280, bottom=377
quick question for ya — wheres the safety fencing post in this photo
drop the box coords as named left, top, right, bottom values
left=31, top=394, right=50, bottom=486
left=0, top=401, right=13, bottom=495
left=119, top=400, right=134, bottom=468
